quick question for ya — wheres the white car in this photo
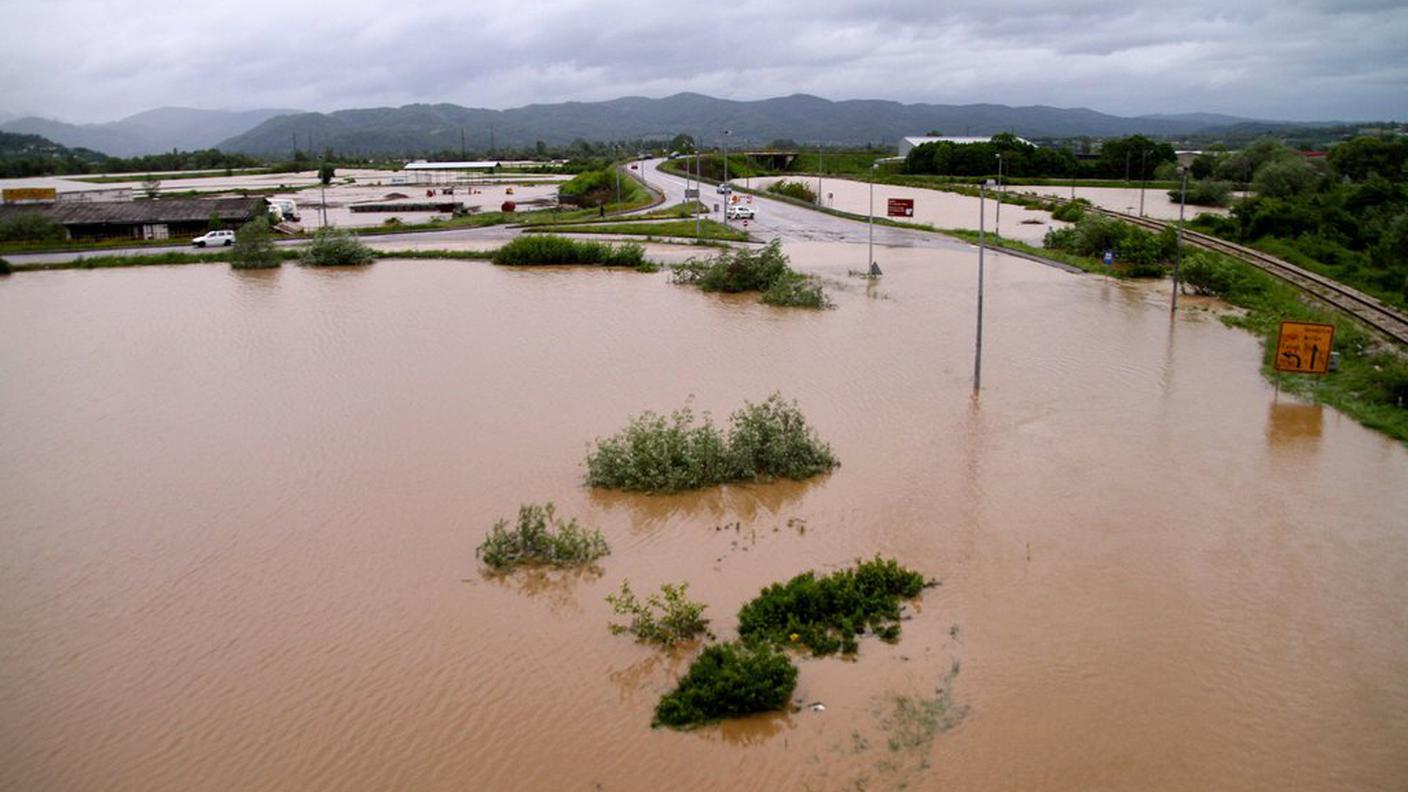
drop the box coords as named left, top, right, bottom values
left=726, top=205, right=756, bottom=220
left=717, top=182, right=733, bottom=194
left=192, top=230, right=235, bottom=247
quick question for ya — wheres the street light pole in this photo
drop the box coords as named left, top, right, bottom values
left=695, top=133, right=702, bottom=241
left=722, top=129, right=732, bottom=225
left=1171, top=167, right=1188, bottom=313
left=975, top=180, right=991, bottom=393
left=995, top=153, right=1003, bottom=238
left=867, top=162, right=875, bottom=272
left=615, top=145, right=622, bottom=208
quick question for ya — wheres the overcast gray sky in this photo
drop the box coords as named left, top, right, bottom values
left=2, top=0, right=1404, bottom=123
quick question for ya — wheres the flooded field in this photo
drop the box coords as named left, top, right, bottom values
left=1017, top=184, right=1237, bottom=221
left=2, top=245, right=1406, bottom=791
left=751, top=176, right=1062, bottom=244
left=285, top=179, right=562, bottom=229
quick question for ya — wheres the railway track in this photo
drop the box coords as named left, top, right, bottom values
left=1096, top=208, right=1408, bottom=346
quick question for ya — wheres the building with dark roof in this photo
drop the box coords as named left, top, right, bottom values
left=0, top=197, right=265, bottom=241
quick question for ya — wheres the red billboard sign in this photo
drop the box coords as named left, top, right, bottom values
left=887, top=198, right=914, bottom=218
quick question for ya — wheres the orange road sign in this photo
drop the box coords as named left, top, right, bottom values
left=1274, top=321, right=1335, bottom=374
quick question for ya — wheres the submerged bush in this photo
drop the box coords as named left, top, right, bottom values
left=1050, top=198, right=1090, bottom=222
left=492, top=234, right=645, bottom=267
left=653, top=640, right=798, bottom=728
left=229, top=217, right=280, bottom=269
left=1044, top=214, right=1176, bottom=276
left=585, top=394, right=838, bottom=493
left=1177, top=250, right=1270, bottom=300
left=767, top=180, right=817, bottom=203
left=671, top=239, right=830, bottom=308
left=1169, top=179, right=1234, bottom=207
left=737, top=557, right=926, bottom=656
left=299, top=226, right=374, bottom=266
left=607, top=580, right=711, bottom=647
left=475, top=503, right=610, bottom=570
left=0, top=257, right=10, bottom=275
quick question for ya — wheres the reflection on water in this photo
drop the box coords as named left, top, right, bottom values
left=481, top=565, right=605, bottom=613
left=1266, top=399, right=1324, bottom=447
left=1, top=253, right=1406, bottom=792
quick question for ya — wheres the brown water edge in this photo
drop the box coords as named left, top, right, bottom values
left=1, top=247, right=1406, bottom=791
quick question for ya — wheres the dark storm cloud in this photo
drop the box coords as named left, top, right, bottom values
left=0, top=0, right=1403, bottom=122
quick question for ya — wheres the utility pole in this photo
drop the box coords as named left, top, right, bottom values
left=460, top=127, right=466, bottom=159
left=975, top=180, right=991, bottom=393
left=816, top=146, right=823, bottom=205
left=867, top=162, right=876, bottom=273
left=1139, top=149, right=1149, bottom=217
left=614, top=145, right=621, bottom=207
left=1171, top=167, right=1188, bottom=313
left=695, top=133, right=702, bottom=241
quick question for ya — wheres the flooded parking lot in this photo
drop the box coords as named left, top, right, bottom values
left=1, top=244, right=1405, bottom=791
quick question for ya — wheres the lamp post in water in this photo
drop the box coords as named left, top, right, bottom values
left=721, top=129, right=732, bottom=225
left=1171, top=166, right=1189, bottom=313
left=975, top=179, right=993, bottom=393
left=867, top=161, right=876, bottom=274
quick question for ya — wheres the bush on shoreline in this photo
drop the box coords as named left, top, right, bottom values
left=299, top=226, right=374, bottom=266
left=229, top=217, right=280, bottom=269
left=491, top=234, right=646, bottom=268
left=766, top=180, right=817, bottom=203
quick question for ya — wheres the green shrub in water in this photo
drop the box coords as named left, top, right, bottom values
left=671, top=239, right=830, bottom=308
left=229, top=217, right=281, bottom=269
left=653, top=640, right=798, bottom=729
left=766, top=179, right=817, bottom=203
left=1050, top=198, right=1090, bottom=222
left=491, top=234, right=645, bottom=267
left=475, top=503, right=610, bottom=570
left=607, top=580, right=711, bottom=647
left=299, top=226, right=374, bottom=266
left=736, top=557, right=926, bottom=656
left=585, top=394, right=838, bottom=493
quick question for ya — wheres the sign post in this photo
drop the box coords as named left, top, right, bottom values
left=1274, top=321, right=1335, bottom=375
left=887, top=198, right=914, bottom=218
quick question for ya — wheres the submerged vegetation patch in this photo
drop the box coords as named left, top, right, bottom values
left=585, top=394, right=839, bottom=493
left=475, top=503, right=610, bottom=571
left=607, top=580, right=712, bottom=647
left=652, top=640, right=799, bottom=729
left=737, top=556, right=927, bottom=655
left=651, top=557, right=929, bottom=729
left=671, top=239, right=832, bottom=308
left=490, top=234, right=647, bottom=268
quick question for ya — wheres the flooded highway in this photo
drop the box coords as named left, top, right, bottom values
left=2, top=244, right=1406, bottom=791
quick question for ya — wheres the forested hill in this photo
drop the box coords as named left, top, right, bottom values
left=217, top=93, right=1277, bottom=156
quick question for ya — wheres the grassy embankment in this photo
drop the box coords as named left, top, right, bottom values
left=525, top=218, right=748, bottom=242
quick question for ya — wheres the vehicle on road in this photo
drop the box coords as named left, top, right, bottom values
left=191, top=230, right=235, bottom=247
left=717, top=182, right=733, bottom=194
left=267, top=198, right=299, bottom=222
left=726, top=205, right=756, bottom=220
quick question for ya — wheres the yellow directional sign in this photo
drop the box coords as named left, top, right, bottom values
left=1274, top=320, right=1335, bottom=374
left=3, top=187, right=57, bottom=203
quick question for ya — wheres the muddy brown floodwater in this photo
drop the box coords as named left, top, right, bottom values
left=1, top=244, right=1406, bottom=791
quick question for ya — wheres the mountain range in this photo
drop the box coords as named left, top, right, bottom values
left=0, top=107, right=298, bottom=157
left=4, top=95, right=1331, bottom=159
left=217, top=94, right=1295, bottom=156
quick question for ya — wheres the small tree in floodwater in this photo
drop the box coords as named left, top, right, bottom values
left=229, top=217, right=281, bottom=269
